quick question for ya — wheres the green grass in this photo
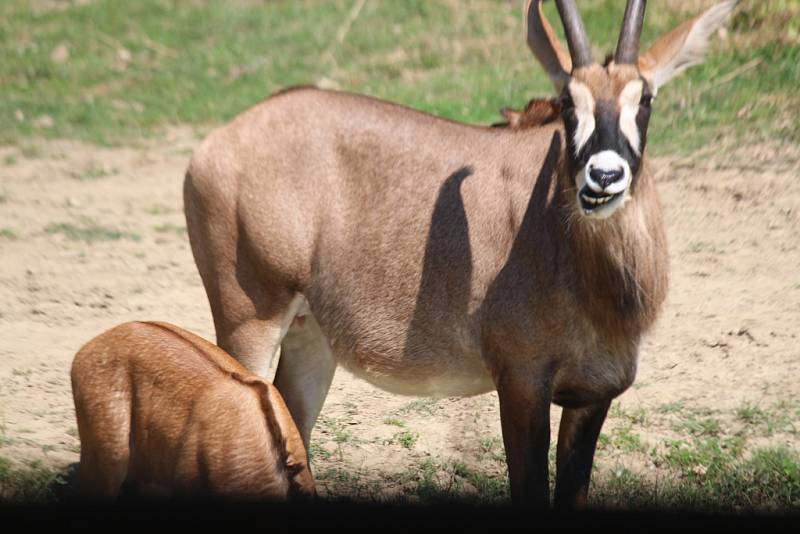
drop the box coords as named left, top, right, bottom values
left=478, top=436, right=505, bottom=463
left=0, top=228, right=17, bottom=240
left=612, top=425, right=647, bottom=454
left=451, top=461, right=509, bottom=502
left=0, top=0, right=796, bottom=153
left=658, top=435, right=746, bottom=477
left=307, top=441, right=333, bottom=463
left=153, top=222, right=187, bottom=235
left=388, top=458, right=509, bottom=504
left=45, top=219, right=141, bottom=242
left=19, top=144, right=41, bottom=158
left=316, top=414, right=359, bottom=460
left=394, top=430, right=419, bottom=450
left=383, top=417, right=406, bottom=428
left=658, top=401, right=686, bottom=415
left=673, top=415, right=723, bottom=438
left=736, top=401, right=797, bottom=436
left=396, top=398, right=439, bottom=416
left=74, top=162, right=117, bottom=181
left=0, top=456, right=62, bottom=503
left=143, top=204, right=173, bottom=215
left=610, top=402, right=649, bottom=426
left=596, top=445, right=800, bottom=513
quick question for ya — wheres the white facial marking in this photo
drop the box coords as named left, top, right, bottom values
left=568, top=80, right=596, bottom=156
left=576, top=150, right=633, bottom=220
left=618, top=79, right=644, bottom=156
left=583, top=150, right=631, bottom=194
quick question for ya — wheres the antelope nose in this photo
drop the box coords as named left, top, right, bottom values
left=589, top=167, right=624, bottom=191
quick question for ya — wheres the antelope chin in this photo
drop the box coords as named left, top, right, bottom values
left=577, top=186, right=629, bottom=219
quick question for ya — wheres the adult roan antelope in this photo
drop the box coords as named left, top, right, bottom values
left=184, top=0, right=738, bottom=508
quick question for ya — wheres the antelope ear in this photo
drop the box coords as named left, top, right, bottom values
left=257, top=379, right=310, bottom=471
left=526, top=0, right=572, bottom=92
left=500, top=107, right=524, bottom=127
left=638, top=0, right=738, bottom=93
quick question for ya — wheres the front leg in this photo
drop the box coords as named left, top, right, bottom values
left=495, top=368, right=552, bottom=508
left=554, top=400, right=611, bottom=509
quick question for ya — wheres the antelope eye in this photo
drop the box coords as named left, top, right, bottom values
left=559, top=93, right=575, bottom=111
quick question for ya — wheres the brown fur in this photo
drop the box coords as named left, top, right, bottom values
left=70, top=321, right=316, bottom=501
left=182, top=0, right=734, bottom=509
left=493, top=98, right=561, bottom=129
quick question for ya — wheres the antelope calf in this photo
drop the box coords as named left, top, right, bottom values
left=183, top=0, right=738, bottom=508
left=71, top=321, right=315, bottom=501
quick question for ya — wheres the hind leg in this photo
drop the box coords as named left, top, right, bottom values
left=274, top=314, right=337, bottom=449
left=185, top=189, right=300, bottom=374
left=74, top=400, right=131, bottom=499
left=190, top=253, right=295, bottom=376
left=184, top=168, right=298, bottom=375
left=215, top=290, right=302, bottom=377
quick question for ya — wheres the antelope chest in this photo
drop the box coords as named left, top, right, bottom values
left=551, top=341, right=639, bottom=408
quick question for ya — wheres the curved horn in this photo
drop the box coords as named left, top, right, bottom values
left=554, top=0, right=593, bottom=68
left=615, top=0, right=647, bottom=64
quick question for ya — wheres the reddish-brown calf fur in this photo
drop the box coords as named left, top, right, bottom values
left=71, top=321, right=315, bottom=501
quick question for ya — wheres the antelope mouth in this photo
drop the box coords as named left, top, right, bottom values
left=578, top=186, right=623, bottom=215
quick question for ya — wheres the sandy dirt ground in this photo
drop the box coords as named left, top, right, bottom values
left=0, top=130, right=798, bottom=501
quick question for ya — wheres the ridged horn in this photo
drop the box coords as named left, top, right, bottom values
left=554, top=0, right=593, bottom=68
left=615, top=0, right=647, bottom=64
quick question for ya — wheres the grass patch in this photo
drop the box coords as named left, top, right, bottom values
left=316, top=415, right=355, bottom=445
left=396, top=398, right=439, bottom=416
left=45, top=220, right=141, bottom=243
left=316, top=414, right=359, bottom=461
left=655, top=434, right=746, bottom=480
left=316, top=466, right=360, bottom=487
left=736, top=401, right=797, bottom=436
left=657, top=401, right=686, bottom=415
left=391, top=458, right=509, bottom=504
left=393, top=430, right=418, bottom=450
left=382, top=417, right=406, bottom=428
left=451, top=461, right=509, bottom=502
left=73, top=162, right=117, bottom=181
left=0, top=1, right=794, bottom=153
left=0, top=228, right=17, bottom=240
left=153, top=222, right=187, bottom=235
left=612, top=425, right=647, bottom=454
left=596, top=445, right=800, bottom=513
left=0, top=456, right=63, bottom=503
left=19, top=144, right=41, bottom=158
left=673, top=415, right=723, bottom=438
left=307, top=441, right=332, bottom=463
left=144, top=204, right=173, bottom=215
left=478, top=436, right=505, bottom=463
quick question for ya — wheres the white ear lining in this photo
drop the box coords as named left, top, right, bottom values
left=647, top=0, right=738, bottom=90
